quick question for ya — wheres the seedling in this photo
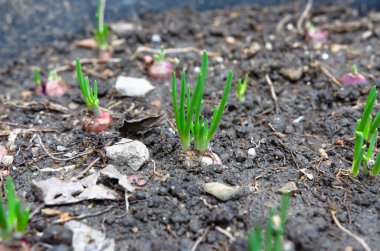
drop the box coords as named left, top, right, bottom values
left=236, top=74, right=249, bottom=102
left=351, top=86, right=380, bottom=177
left=305, top=22, right=328, bottom=45
left=247, top=194, right=290, bottom=251
left=172, top=51, right=233, bottom=153
left=148, top=47, right=174, bottom=80
left=94, top=0, right=109, bottom=50
left=0, top=177, right=30, bottom=240
left=339, top=65, right=368, bottom=85
left=153, top=47, right=166, bottom=62
left=76, top=57, right=112, bottom=133
left=33, top=68, right=69, bottom=97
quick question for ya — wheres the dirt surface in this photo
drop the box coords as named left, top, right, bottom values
left=0, top=2, right=379, bottom=251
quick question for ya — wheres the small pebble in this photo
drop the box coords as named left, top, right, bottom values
left=321, top=53, right=329, bottom=60
left=151, top=34, right=161, bottom=43
left=247, top=148, right=256, bottom=158
left=265, top=42, right=273, bottom=50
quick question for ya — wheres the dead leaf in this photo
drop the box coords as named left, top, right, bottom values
left=119, top=113, right=167, bottom=135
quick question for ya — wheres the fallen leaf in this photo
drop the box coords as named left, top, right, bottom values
left=119, top=113, right=167, bottom=135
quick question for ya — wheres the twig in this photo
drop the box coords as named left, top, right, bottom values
left=75, top=157, right=101, bottom=179
left=0, top=128, right=56, bottom=137
left=265, top=74, right=279, bottom=114
left=320, top=65, right=342, bottom=86
left=54, top=58, right=121, bottom=73
left=297, top=0, right=313, bottom=34
left=330, top=209, right=371, bottom=251
left=276, top=14, right=293, bottom=35
left=200, top=196, right=218, bottom=210
left=34, top=134, right=94, bottom=161
left=215, top=226, right=236, bottom=242
left=29, top=203, right=45, bottom=219
left=131, top=46, right=220, bottom=60
left=37, top=165, right=76, bottom=173
left=53, top=205, right=113, bottom=224
left=190, top=227, right=211, bottom=251
left=320, top=18, right=373, bottom=33
left=151, top=159, right=163, bottom=178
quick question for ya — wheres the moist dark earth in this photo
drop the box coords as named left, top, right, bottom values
left=1, top=2, right=380, bottom=251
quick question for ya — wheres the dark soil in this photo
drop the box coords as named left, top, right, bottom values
left=1, top=2, right=379, bottom=251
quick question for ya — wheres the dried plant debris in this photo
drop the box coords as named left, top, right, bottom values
left=119, top=113, right=167, bottom=135
left=65, top=221, right=115, bottom=251
left=32, top=165, right=140, bottom=205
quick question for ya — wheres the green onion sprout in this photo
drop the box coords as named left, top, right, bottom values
left=33, top=68, right=41, bottom=85
left=94, top=0, right=109, bottom=50
left=172, top=51, right=233, bottom=153
left=247, top=194, right=290, bottom=251
left=76, top=57, right=100, bottom=117
left=236, top=74, right=249, bottom=102
left=351, top=85, right=380, bottom=177
left=0, top=177, right=30, bottom=240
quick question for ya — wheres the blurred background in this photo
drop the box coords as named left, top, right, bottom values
left=0, top=0, right=379, bottom=66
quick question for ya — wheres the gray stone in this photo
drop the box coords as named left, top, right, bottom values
left=105, top=138, right=150, bottom=171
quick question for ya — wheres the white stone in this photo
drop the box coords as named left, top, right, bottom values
left=115, top=76, right=155, bottom=97
left=1, top=155, right=13, bottom=167
left=151, top=34, right=161, bottom=43
left=105, top=138, right=150, bottom=171
left=247, top=148, right=256, bottom=158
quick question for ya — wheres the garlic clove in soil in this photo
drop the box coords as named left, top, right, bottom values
left=202, top=149, right=223, bottom=166
left=45, top=79, right=69, bottom=97
left=339, top=73, right=368, bottom=85
left=98, top=48, right=113, bottom=60
left=34, top=78, right=69, bottom=97
left=82, top=108, right=112, bottom=133
left=148, top=60, right=174, bottom=80
left=305, top=23, right=328, bottom=45
left=339, top=65, right=368, bottom=85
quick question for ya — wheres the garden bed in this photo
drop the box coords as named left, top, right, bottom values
left=0, top=2, right=379, bottom=251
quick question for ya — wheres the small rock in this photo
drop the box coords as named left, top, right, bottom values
left=41, top=225, right=73, bottom=245
left=244, top=42, right=261, bottom=57
left=300, top=168, right=314, bottom=180
left=20, top=90, right=32, bottom=101
left=318, top=148, right=329, bottom=159
left=279, top=67, right=303, bottom=81
left=57, top=146, right=67, bottom=152
left=111, top=22, right=138, bottom=36
left=65, top=221, right=115, bottom=251
left=1, top=155, right=13, bottom=167
left=203, top=182, right=253, bottom=201
left=151, top=34, right=161, bottom=43
left=105, top=138, right=150, bottom=171
left=115, top=76, right=155, bottom=97
left=247, top=148, right=256, bottom=158
left=277, top=182, right=298, bottom=194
